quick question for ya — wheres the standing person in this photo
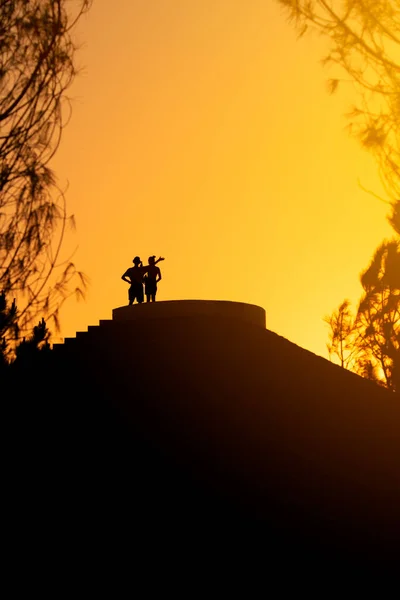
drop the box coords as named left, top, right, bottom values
left=121, top=256, right=144, bottom=305
left=121, top=256, right=164, bottom=305
left=143, top=255, right=162, bottom=302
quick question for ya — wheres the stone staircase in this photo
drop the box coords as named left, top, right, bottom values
left=47, top=300, right=399, bottom=555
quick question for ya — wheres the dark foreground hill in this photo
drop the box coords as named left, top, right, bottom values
left=4, top=301, right=399, bottom=569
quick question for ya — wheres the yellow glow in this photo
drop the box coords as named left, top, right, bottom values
left=51, top=0, right=393, bottom=358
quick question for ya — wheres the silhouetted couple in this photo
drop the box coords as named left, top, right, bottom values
left=121, top=255, right=164, bottom=305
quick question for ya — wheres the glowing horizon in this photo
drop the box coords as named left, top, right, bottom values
left=50, top=0, right=392, bottom=358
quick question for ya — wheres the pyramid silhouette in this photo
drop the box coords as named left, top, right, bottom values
left=6, top=300, right=398, bottom=567
left=45, top=300, right=399, bottom=561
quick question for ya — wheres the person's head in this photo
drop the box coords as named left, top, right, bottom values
left=133, top=256, right=141, bottom=265
left=148, top=255, right=156, bottom=265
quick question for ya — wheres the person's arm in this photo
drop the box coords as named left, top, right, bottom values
left=156, top=267, right=162, bottom=283
left=121, top=270, right=131, bottom=284
left=154, top=256, right=165, bottom=265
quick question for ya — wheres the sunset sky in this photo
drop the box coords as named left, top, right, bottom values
left=51, top=0, right=392, bottom=358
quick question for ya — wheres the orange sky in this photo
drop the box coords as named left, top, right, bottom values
left=51, top=0, right=392, bottom=358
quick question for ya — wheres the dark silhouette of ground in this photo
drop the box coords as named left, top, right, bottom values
left=4, top=301, right=399, bottom=570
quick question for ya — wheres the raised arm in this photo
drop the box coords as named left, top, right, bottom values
left=155, top=256, right=165, bottom=265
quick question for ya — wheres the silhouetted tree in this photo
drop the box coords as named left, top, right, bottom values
left=0, top=1, right=91, bottom=348
left=356, top=229, right=400, bottom=391
left=324, top=299, right=359, bottom=369
left=0, top=290, right=18, bottom=368
left=277, top=2, right=400, bottom=390
left=276, top=0, right=400, bottom=203
left=14, top=317, right=51, bottom=367
left=0, top=290, right=52, bottom=370
left=325, top=203, right=400, bottom=391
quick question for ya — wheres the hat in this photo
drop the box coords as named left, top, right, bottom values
left=132, top=256, right=141, bottom=264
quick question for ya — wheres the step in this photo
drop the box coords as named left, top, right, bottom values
left=76, top=331, right=89, bottom=339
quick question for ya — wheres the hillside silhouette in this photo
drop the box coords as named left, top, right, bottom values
left=4, top=300, right=399, bottom=568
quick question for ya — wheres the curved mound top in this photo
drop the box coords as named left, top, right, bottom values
left=112, top=299, right=266, bottom=328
